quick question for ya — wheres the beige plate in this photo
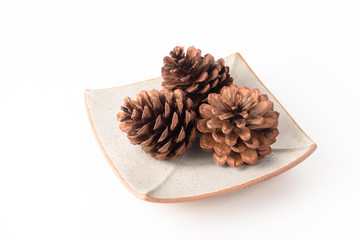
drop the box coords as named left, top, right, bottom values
left=84, top=53, right=317, bottom=203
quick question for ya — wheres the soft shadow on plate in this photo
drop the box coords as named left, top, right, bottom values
left=164, top=167, right=303, bottom=216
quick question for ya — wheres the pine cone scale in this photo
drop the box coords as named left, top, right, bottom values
left=240, top=149, right=258, bottom=166
left=200, top=134, right=216, bottom=151
left=231, top=142, right=246, bottom=153
left=213, top=152, right=227, bottom=166
left=234, top=127, right=251, bottom=141
left=194, top=72, right=208, bottom=83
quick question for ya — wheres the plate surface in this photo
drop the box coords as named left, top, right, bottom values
left=85, top=53, right=316, bottom=203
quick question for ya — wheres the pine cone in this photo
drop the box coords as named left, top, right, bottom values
left=161, top=46, right=233, bottom=109
left=197, top=85, right=279, bottom=167
left=117, top=89, right=197, bottom=160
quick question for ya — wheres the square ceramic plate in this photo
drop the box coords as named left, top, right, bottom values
left=84, top=53, right=317, bottom=203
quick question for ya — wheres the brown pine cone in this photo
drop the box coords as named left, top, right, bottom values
left=197, top=84, right=279, bottom=167
left=161, top=46, right=233, bottom=109
left=117, top=89, right=197, bottom=160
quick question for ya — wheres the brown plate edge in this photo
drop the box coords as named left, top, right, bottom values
left=84, top=52, right=317, bottom=203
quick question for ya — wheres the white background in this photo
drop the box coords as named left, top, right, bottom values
left=1, top=0, right=359, bottom=239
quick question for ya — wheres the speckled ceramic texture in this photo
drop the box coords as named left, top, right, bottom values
left=85, top=53, right=316, bottom=203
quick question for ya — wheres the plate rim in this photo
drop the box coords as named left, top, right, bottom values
left=84, top=52, right=317, bottom=203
